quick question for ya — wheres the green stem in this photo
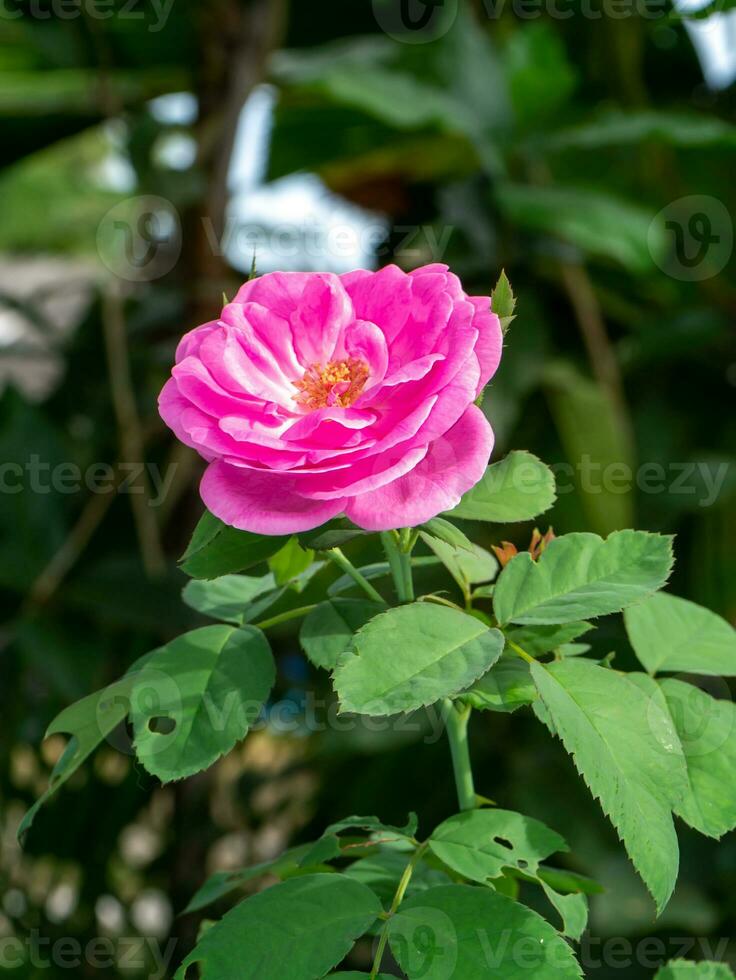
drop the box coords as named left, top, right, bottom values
left=370, top=843, right=428, bottom=979
left=254, top=604, right=316, bottom=631
left=442, top=699, right=476, bottom=811
left=380, top=530, right=415, bottom=603
left=506, top=639, right=536, bottom=665
left=326, top=547, right=385, bottom=604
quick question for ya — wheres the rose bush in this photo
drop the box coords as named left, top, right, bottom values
left=158, top=263, right=502, bottom=533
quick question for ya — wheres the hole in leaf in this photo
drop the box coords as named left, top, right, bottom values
left=494, top=836, right=514, bottom=850
left=148, top=716, right=176, bottom=735
left=517, top=859, right=529, bottom=869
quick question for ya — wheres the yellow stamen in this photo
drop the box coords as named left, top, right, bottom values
left=293, top=357, right=369, bottom=410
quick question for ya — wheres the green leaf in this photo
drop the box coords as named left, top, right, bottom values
left=177, top=874, right=381, bottom=979
left=335, top=605, right=505, bottom=716
left=538, top=884, right=588, bottom=943
left=426, top=808, right=588, bottom=938
left=428, top=808, right=568, bottom=883
left=183, top=844, right=317, bottom=913
left=541, top=110, right=736, bottom=152
left=329, top=974, right=393, bottom=979
left=655, top=963, right=736, bottom=980
left=18, top=677, right=134, bottom=841
left=420, top=517, right=475, bottom=552
left=131, top=626, right=275, bottom=782
left=180, top=510, right=289, bottom=579
left=495, top=181, right=666, bottom=274
left=298, top=518, right=366, bottom=551
left=630, top=674, right=736, bottom=839
left=389, top=884, right=583, bottom=978
left=182, top=573, right=277, bottom=625
left=448, top=451, right=556, bottom=523
left=530, top=658, right=688, bottom=912
left=345, top=851, right=450, bottom=907
left=491, top=269, right=516, bottom=334
left=493, top=530, right=674, bottom=626
left=324, top=813, right=419, bottom=840
left=419, top=533, right=498, bottom=591
left=460, top=656, right=536, bottom=713
left=268, top=537, right=315, bottom=585
left=329, top=974, right=394, bottom=979
left=536, top=866, right=603, bottom=896
left=300, top=598, right=386, bottom=670
left=505, top=622, right=593, bottom=657
left=624, top=591, right=736, bottom=676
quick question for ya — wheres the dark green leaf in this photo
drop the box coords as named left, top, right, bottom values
left=389, top=884, right=583, bottom=978
left=300, top=598, right=386, bottom=671
left=180, top=510, right=289, bottom=579
left=131, top=626, right=275, bottom=782
left=177, top=874, right=381, bottom=979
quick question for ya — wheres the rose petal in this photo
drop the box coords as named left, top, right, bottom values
left=201, top=459, right=346, bottom=534
left=344, top=405, right=493, bottom=531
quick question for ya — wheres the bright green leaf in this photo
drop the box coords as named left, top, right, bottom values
left=335, top=605, right=504, bottom=716
left=428, top=808, right=568, bottom=883
left=449, top=451, right=556, bottom=523
left=531, top=658, right=687, bottom=912
left=389, top=884, right=583, bottom=978
left=419, top=533, right=498, bottom=591
left=630, top=674, right=736, bottom=839
left=268, top=537, right=315, bottom=585
left=177, top=874, right=381, bottom=979
left=491, top=269, right=516, bottom=334
left=624, top=591, right=736, bottom=676
left=300, top=598, right=386, bottom=670
left=494, top=530, right=674, bottom=626
left=182, top=573, right=277, bottom=625
left=131, top=626, right=275, bottom=782
left=420, top=517, right=475, bottom=552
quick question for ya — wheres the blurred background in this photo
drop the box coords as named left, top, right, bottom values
left=1, top=0, right=735, bottom=976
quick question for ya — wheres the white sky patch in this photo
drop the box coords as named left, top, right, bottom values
left=674, top=0, right=736, bottom=89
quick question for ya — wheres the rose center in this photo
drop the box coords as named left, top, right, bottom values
left=293, top=357, right=369, bottom=411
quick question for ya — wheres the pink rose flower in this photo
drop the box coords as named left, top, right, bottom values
left=159, top=263, right=503, bottom=534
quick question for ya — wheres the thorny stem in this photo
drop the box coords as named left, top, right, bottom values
left=369, top=843, right=428, bottom=979
left=326, top=548, right=385, bottom=604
